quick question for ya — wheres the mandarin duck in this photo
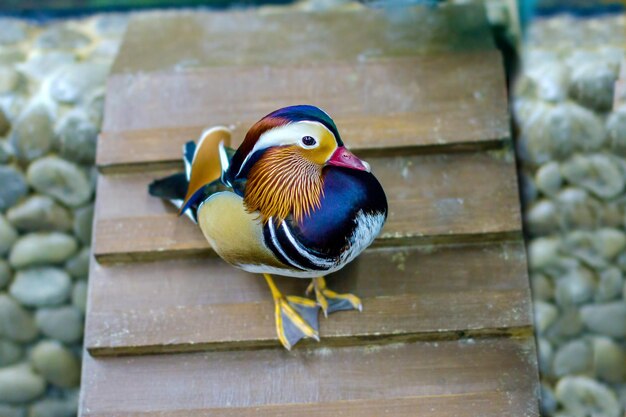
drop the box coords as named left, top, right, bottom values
left=149, top=105, right=387, bottom=350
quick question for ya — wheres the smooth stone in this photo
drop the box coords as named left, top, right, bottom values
left=56, top=111, right=98, bottom=164
left=0, top=140, right=14, bottom=163
left=0, top=66, right=20, bottom=94
left=600, top=202, right=624, bottom=228
left=9, top=233, right=78, bottom=268
left=35, top=306, right=83, bottom=343
left=0, top=363, right=46, bottom=404
left=73, top=205, right=94, bottom=245
left=27, top=157, right=92, bottom=207
left=0, top=339, right=23, bottom=366
left=0, top=166, right=27, bottom=211
left=564, top=231, right=607, bottom=269
left=596, top=268, right=623, bottom=302
left=0, top=108, right=10, bottom=137
left=556, top=187, right=598, bottom=230
left=50, top=62, right=109, bottom=104
left=28, top=397, right=77, bottom=417
left=535, top=161, right=562, bottom=196
left=562, top=154, right=625, bottom=199
left=65, top=247, right=90, bottom=279
left=84, top=91, right=104, bottom=129
left=531, top=272, right=553, bottom=301
left=10, top=267, right=72, bottom=307
left=0, top=403, right=26, bottom=417
left=534, top=300, right=558, bottom=333
left=553, top=339, right=592, bottom=377
left=529, top=237, right=561, bottom=270
left=616, top=384, right=626, bottom=411
left=593, top=228, right=626, bottom=260
left=0, top=214, right=18, bottom=256
left=618, top=252, right=626, bottom=272
left=545, top=308, right=584, bottom=343
left=94, top=14, right=129, bottom=36
left=608, top=108, right=626, bottom=154
left=526, top=199, right=558, bottom=235
left=19, top=52, right=75, bottom=81
left=0, top=49, right=25, bottom=65
left=569, top=60, right=618, bottom=112
left=540, top=383, right=558, bottom=416
left=581, top=302, right=626, bottom=338
left=0, top=259, right=11, bottom=289
left=522, top=101, right=605, bottom=164
left=0, top=295, right=38, bottom=342
left=592, top=336, right=625, bottom=383
left=10, top=106, right=54, bottom=162
left=7, top=195, right=73, bottom=233
left=0, top=19, right=26, bottom=45
left=556, top=376, right=620, bottom=417
left=554, top=266, right=595, bottom=307
left=92, top=39, right=120, bottom=58
left=36, top=27, right=90, bottom=50
left=521, top=60, right=569, bottom=102
left=30, top=340, right=80, bottom=388
left=71, top=281, right=87, bottom=314
left=537, top=337, right=553, bottom=376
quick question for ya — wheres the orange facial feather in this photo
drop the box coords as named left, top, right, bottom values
left=244, top=146, right=324, bottom=224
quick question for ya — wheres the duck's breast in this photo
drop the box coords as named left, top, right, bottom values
left=288, top=167, right=388, bottom=258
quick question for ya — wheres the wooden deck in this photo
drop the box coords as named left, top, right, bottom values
left=80, top=4, right=539, bottom=416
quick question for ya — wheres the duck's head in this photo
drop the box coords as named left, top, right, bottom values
left=228, top=105, right=370, bottom=223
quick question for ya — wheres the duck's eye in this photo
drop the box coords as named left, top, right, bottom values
left=301, top=136, right=317, bottom=147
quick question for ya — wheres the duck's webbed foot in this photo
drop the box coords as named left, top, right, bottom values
left=264, top=274, right=320, bottom=350
left=307, top=276, right=363, bottom=317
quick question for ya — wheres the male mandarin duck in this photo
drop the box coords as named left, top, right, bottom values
left=149, top=105, right=387, bottom=350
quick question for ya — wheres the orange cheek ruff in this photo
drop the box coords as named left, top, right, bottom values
left=244, top=146, right=324, bottom=224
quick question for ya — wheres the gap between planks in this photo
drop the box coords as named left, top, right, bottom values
left=88, top=324, right=534, bottom=357
left=97, top=138, right=509, bottom=174
left=80, top=337, right=539, bottom=417
left=85, top=240, right=531, bottom=356
left=92, top=150, right=522, bottom=263
left=93, top=230, right=522, bottom=264
left=98, top=51, right=510, bottom=170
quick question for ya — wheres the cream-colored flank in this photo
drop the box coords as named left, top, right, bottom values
left=197, top=191, right=283, bottom=268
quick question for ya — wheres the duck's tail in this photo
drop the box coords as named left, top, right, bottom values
left=148, top=127, right=232, bottom=222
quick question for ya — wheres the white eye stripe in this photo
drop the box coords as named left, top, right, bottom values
left=236, top=121, right=335, bottom=177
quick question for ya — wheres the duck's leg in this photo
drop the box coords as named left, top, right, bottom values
left=263, top=274, right=320, bottom=350
left=307, top=276, right=363, bottom=317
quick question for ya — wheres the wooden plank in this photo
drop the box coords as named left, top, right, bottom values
left=98, top=52, right=509, bottom=171
left=93, top=151, right=522, bottom=262
left=80, top=338, right=539, bottom=417
left=111, top=5, right=494, bottom=75
left=85, top=241, right=531, bottom=355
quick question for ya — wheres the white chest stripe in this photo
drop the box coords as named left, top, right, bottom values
left=280, top=222, right=334, bottom=268
left=268, top=217, right=307, bottom=271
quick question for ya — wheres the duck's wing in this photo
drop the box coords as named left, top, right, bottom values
left=180, top=126, right=232, bottom=214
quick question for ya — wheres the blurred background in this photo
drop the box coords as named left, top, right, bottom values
left=0, top=0, right=625, bottom=416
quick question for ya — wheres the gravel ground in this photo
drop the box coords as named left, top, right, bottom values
left=515, top=12, right=626, bottom=417
left=0, top=14, right=127, bottom=417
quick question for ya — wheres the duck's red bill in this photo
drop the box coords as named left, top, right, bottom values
left=327, top=146, right=370, bottom=172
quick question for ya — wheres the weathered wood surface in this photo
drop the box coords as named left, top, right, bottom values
left=93, top=151, right=522, bottom=262
left=81, top=338, right=538, bottom=417
left=86, top=241, right=531, bottom=355
left=82, top=3, right=538, bottom=417
left=98, top=51, right=509, bottom=171
left=97, top=4, right=508, bottom=172
left=112, top=5, right=493, bottom=74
